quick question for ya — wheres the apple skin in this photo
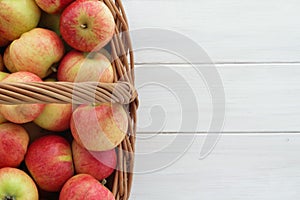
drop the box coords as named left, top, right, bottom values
left=57, top=50, right=114, bottom=83
left=72, top=140, right=117, bottom=180
left=34, top=104, right=72, bottom=132
left=35, top=0, right=74, bottom=14
left=3, top=45, right=17, bottom=73
left=25, top=135, right=74, bottom=192
left=70, top=103, right=128, bottom=151
left=0, top=72, right=45, bottom=124
left=59, top=174, right=115, bottom=200
left=0, top=123, right=29, bottom=168
left=0, top=167, right=39, bottom=200
left=60, top=0, right=115, bottom=52
left=9, top=28, right=65, bottom=78
left=0, top=72, right=9, bottom=81
left=0, top=0, right=41, bottom=41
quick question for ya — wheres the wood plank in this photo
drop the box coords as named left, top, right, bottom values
left=131, top=133, right=300, bottom=199
left=123, top=0, right=300, bottom=63
left=135, top=64, right=300, bottom=132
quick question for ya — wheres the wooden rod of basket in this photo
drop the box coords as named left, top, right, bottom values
left=0, top=81, right=137, bottom=105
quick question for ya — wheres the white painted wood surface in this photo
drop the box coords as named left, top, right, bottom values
left=132, top=134, right=300, bottom=200
left=136, top=64, right=300, bottom=132
left=125, top=0, right=300, bottom=63
left=122, top=0, right=300, bottom=199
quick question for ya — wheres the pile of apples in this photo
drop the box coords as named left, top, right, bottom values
left=0, top=0, right=129, bottom=199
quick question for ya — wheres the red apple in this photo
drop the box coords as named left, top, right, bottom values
left=34, top=104, right=72, bottom=131
left=72, top=140, right=116, bottom=180
left=3, top=45, right=17, bottom=73
left=9, top=28, right=64, bottom=78
left=25, top=135, right=74, bottom=192
left=0, top=123, right=29, bottom=168
left=60, top=0, right=115, bottom=52
left=57, top=50, right=114, bottom=83
left=35, top=0, right=74, bottom=14
left=0, top=167, right=39, bottom=200
left=70, top=103, right=128, bottom=151
left=0, top=72, right=45, bottom=124
left=59, top=174, right=115, bottom=200
left=0, top=0, right=41, bottom=41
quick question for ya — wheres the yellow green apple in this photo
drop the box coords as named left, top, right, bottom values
left=70, top=103, right=128, bottom=151
left=34, top=104, right=72, bottom=132
left=0, top=167, right=38, bottom=200
left=3, top=45, right=17, bottom=73
left=59, top=174, right=115, bottom=200
left=0, top=0, right=41, bottom=41
left=0, top=72, right=45, bottom=124
left=9, top=28, right=65, bottom=78
left=57, top=50, right=114, bottom=83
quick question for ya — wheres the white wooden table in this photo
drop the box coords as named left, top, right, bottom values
left=124, top=0, right=300, bottom=199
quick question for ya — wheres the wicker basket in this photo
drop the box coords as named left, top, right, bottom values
left=0, top=0, right=138, bottom=199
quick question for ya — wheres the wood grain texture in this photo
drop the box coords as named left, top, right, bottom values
left=131, top=133, right=300, bottom=200
left=124, top=0, right=300, bottom=63
left=136, top=64, right=300, bottom=132
left=122, top=1, right=300, bottom=199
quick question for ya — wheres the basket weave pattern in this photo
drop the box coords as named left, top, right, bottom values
left=0, top=0, right=138, bottom=199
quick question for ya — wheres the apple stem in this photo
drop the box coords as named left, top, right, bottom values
left=51, top=66, right=57, bottom=72
left=80, top=24, right=88, bottom=29
left=101, top=179, right=107, bottom=185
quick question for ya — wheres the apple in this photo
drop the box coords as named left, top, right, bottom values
left=60, top=0, right=115, bottom=52
left=0, top=123, right=29, bottom=168
left=3, top=45, right=17, bottom=73
left=9, top=28, right=64, bottom=78
left=0, top=0, right=41, bottom=41
left=59, top=174, right=115, bottom=200
left=70, top=103, right=128, bottom=151
left=0, top=72, right=9, bottom=80
left=72, top=140, right=116, bottom=180
left=0, top=35, right=9, bottom=47
left=25, top=135, right=74, bottom=192
left=0, top=167, right=39, bottom=200
left=0, top=72, right=45, bottom=124
left=34, top=104, right=72, bottom=132
left=35, top=0, right=74, bottom=14
left=57, top=50, right=114, bottom=83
